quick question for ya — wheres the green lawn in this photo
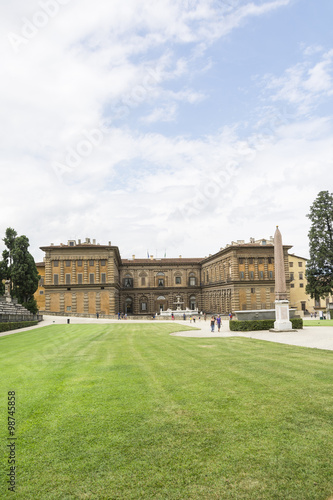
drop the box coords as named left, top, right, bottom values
left=1, top=323, right=333, bottom=499
left=303, top=319, right=333, bottom=327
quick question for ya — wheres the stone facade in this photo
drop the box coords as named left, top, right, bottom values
left=39, top=239, right=121, bottom=316
left=36, top=237, right=292, bottom=316
left=288, top=253, right=333, bottom=315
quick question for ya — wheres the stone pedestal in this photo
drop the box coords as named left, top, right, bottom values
left=273, top=300, right=293, bottom=331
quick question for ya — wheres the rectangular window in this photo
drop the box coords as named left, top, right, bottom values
left=124, top=278, right=133, bottom=288
left=270, top=287, right=274, bottom=293
left=158, top=278, right=164, bottom=287
left=141, top=277, right=146, bottom=286
left=77, top=260, right=82, bottom=267
left=290, top=283, right=295, bottom=288
left=53, top=260, right=59, bottom=267
left=259, top=271, right=264, bottom=279
left=259, top=258, right=263, bottom=264
left=315, top=299, right=321, bottom=307
left=269, top=271, right=273, bottom=279
left=66, top=274, right=71, bottom=285
left=77, top=274, right=83, bottom=284
left=268, top=257, right=273, bottom=264
left=89, top=260, right=94, bottom=266
left=289, top=262, right=293, bottom=267
left=239, top=258, right=244, bottom=264
left=251, top=288, right=255, bottom=294
left=54, top=274, right=59, bottom=285
left=250, top=271, right=254, bottom=279
left=65, top=260, right=71, bottom=267
left=290, top=272, right=294, bottom=281
left=240, top=272, right=244, bottom=279
left=299, top=273, right=303, bottom=280
left=100, top=259, right=106, bottom=266
left=189, top=277, right=196, bottom=286
left=66, top=306, right=71, bottom=311
left=175, top=277, right=181, bottom=284
left=101, top=273, right=106, bottom=283
left=298, top=261, right=303, bottom=267
left=141, top=302, right=147, bottom=311
left=39, top=277, right=44, bottom=286
left=248, top=258, right=253, bottom=264
left=300, top=283, right=304, bottom=288
left=39, top=290, right=44, bottom=295
left=90, top=273, right=94, bottom=284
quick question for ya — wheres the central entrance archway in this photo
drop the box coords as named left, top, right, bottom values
left=125, top=297, right=133, bottom=314
left=156, top=296, right=166, bottom=312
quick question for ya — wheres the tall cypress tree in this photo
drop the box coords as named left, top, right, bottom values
left=306, top=191, right=333, bottom=300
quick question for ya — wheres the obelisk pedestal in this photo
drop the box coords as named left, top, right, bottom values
left=272, top=226, right=294, bottom=331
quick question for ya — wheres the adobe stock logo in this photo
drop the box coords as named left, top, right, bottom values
left=8, top=0, right=71, bottom=53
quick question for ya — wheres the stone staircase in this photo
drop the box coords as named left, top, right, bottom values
left=0, top=296, right=37, bottom=322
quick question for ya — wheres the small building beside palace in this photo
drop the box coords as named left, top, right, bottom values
left=35, top=236, right=296, bottom=317
left=288, top=253, right=333, bottom=315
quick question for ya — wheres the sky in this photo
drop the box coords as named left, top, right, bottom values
left=1, top=0, right=333, bottom=262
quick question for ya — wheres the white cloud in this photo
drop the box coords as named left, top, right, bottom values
left=263, top=49, right=333, bottom=114
left=3, top=0, right=329, bottom=264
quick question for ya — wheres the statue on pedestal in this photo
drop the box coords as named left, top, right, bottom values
left=4, top=280, right=12, bottom=302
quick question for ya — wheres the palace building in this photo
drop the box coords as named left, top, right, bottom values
left=35, top=236, right=294, bottom=316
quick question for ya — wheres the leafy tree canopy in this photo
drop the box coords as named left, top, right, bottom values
left=0, top=228, right=39, bottom=313
left=306, top=191, right=333, bottom=300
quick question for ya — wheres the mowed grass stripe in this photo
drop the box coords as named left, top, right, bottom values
left=1, top=323, right=333, bottom=499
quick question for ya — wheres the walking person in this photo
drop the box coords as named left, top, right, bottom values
left=210, top=316, right=215, bottom=332
left=216, top=314, right=222, bottom=332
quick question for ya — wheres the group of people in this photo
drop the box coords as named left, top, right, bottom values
left=117, top=312, right=127, bottom=319
left=210, top=315, right=222, bottom=332
left=208, top=312, right=233, bottom=332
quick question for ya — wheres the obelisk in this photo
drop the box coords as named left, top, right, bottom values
left=273, top=226, right=293, bottom=330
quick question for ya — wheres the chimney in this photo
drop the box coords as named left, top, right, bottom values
left=93, top=239, right=96, bottom=245
left=108, top=241, right=111, bottom=246
left=78, top=239, right=81, bottom=244
left=132, top=255, right=135, bottom=260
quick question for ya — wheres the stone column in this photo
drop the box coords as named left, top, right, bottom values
left=273, top=226, right=293, bottom=331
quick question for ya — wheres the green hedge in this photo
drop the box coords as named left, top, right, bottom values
left=229, top=317, right=303, bottom=331
left=0, top=321, right=38, bottom=333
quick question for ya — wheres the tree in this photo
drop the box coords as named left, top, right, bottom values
left=306, top=191, right=333, bottom=301
left=0, top=227, right=17, bottom=294
left=0, top=229, right=40, bottom=314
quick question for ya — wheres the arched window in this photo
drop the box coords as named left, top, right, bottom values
left=189, top=273, right=196, bottom=286
left=124, top=273, right=133, bottom=288
left=139, top=271, right=148, bottom=286
left=140, top=296, right=148, bottom=312
left=156, top=272, right=165, bottom=287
